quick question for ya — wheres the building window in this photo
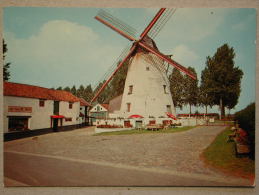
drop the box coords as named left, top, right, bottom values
left=124, top=121, right=132, bottom=128
left=39, top=99, right=45, bottom=107
left=127, top=103, right=131, bottom=112
left=69, top=102, right=73, bottom=109
left=146, top=67, right=150, bottom=71
left=128, top=85, right=133, bottom=94
left=166, top=105, right=172, bottom=113
left=97, top=106, right=100, bottom=112
left=54, top=101, right=60, bottom=115
left=65, top=117, right=72, bottom=122
left=8, top=116, right=30, bottom=131
left=163, top=85, right=167, bottom=94
left=149, top=120, right=156, bottom=125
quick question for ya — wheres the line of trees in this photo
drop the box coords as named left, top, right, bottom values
left=3, top=39, right=11, bottom=81
left=169, top=44, right=243, bottom=118
left=55, top=84, right=94, bottom=102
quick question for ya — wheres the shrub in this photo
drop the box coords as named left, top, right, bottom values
left=234, top=102, right=255, bottom=159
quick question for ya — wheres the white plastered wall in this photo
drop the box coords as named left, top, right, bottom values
left=59, top=101, right=80, bottom=126
left=120, top=52, right=176, bottom=118
left=3, top=96, right=53, bottom=132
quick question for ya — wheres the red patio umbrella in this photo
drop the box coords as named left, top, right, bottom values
left=51, top=115, right=65, bottom=119
left=166, top=112, right=177, bottom=120
left=129, top=114, right=144, bottom=119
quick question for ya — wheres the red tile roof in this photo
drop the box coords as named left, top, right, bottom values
left=79, top=98, right=91, bottom=107
left=4, top=82, right=80, bottom=102
left=101, top=104, right=109, bottom=110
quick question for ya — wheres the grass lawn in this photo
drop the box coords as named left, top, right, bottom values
left=202, top=127, right=255, bottom=181
left=94, top=126, right=195, bottom=136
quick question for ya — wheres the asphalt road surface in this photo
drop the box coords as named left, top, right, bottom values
left=4, top=150, right=247, bottom=187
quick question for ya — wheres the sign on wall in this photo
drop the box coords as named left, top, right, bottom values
left=8, top=106, right=32, bottom=113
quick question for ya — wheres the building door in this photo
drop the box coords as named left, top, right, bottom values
left=135, top=120, right=143, bottom=129
left=53, top=118, right=59, bottom=132
left=54, top=101, right=60, bottom=115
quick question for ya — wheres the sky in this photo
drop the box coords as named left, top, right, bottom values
left=3, top=7, right=256, bottom=114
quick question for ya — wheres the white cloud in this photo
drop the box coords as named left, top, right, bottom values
left=157, top=8, right=230, bottom=42
left=4, top=20, right=123, bottom=88
left=232, top=13, right=255, bottom=31
left=172, top=44, right=199, bottom=67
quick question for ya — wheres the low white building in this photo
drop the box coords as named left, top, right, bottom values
left=3, top=82, right=90, bottom=140
left=89, top=103, right=109, bottom=124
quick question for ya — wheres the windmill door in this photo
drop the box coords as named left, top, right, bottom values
left=135, top=120, right=143, bottom=129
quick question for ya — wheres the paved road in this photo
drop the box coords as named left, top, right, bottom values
left=4, top=150, right=247, bottom=187
left=4, top=126, right=251, bottom=186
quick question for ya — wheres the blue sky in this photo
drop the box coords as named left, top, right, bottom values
left=3, top=7, right=256, bottom=113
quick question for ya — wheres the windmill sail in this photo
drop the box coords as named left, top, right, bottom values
left=148, top=8, right=177, bottom=39
left=96, top=9, right=137, bottom=41
left=92, top=45, right=131, bottom=94
left=91, top=7, right=196, bottom=104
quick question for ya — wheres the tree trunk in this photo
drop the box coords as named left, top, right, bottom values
left=205, top=105, right=208, bottom=115
left=189, top=104, right=192, bottom=117
left=220, top=97, right=225, bottom=119
left=221, top=106, right=225, bottom=118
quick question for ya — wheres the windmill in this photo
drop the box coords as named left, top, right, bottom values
left=91, top=8, right=196, bottom=119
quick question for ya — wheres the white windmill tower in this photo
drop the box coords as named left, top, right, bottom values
left=91, top=9, right=196, bottom=122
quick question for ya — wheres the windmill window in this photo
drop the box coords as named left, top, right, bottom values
left=127, top=103, right=131, bottom=112
left=163, top=85, right=167, bottom=94
left=39, top=99, right=45, bottom=107
left=69, top=102, right=73, bottom=109
left=146, top=67, right=150, bottom=71
left=128, top=85, right=133, bottom=94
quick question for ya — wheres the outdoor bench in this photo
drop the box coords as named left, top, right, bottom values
left=146, top=124, right=163, bottom=131
left=235, top=142, right=250, bottom=157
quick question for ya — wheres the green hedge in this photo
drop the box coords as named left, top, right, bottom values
left=234, top=102, right=255, bottom=159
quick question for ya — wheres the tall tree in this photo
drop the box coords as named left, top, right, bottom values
left=71, top=85, right=77, bottom=96
left=63, top=86, right=71, bottom=92
left=77, top=85, right=85, bottom=98
left=199, top=67, right=214, bottom=114
left=3, top=40, right=11, bottom=81
left=183, top=67, right=198, bottom=114
left=56, top=86, right=63, bottom=90
left=201, top=44, right=243, bottom=117
left=84, top=84, right=93, bottom=102
left=169, top=68, right=185, bottom=109
left=109, top=59, right=129, bottom=99
left=94, top=80, right=112, bottom=104
left=92, top=57, right=130, bottom=104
